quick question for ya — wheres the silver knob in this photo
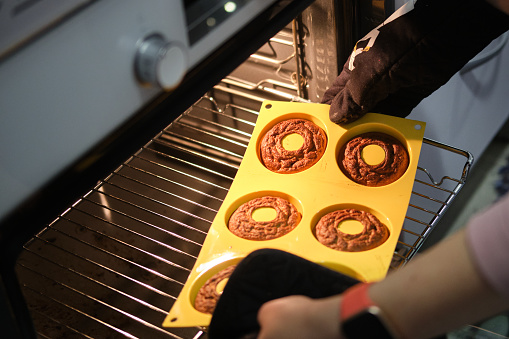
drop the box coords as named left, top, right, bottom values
left=135, top=34, right=187, bottom=91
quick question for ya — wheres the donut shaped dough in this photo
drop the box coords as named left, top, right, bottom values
left=315, top=209, right=389, bottom=252
left=260, top=119, right=327, bottom=173
left=228, top=196, right=301, bottom=240
left=194, top=265, right=236, bottom=314
left=340, top=132, right=409, bottom=186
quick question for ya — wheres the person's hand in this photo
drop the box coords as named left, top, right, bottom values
left=322, top=0, right=509, bottom=125
left=256, top=295, right=343, bottom=339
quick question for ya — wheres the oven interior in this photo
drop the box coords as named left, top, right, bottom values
left=13, top=9, right=472, bottom=339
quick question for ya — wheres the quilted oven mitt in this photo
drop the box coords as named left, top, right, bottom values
left=321, top=0, right=509, bottom=124
left=207, top=249, right=359, bottom=339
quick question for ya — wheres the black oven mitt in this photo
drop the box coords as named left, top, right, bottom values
left=207, top=248, right=359, bottom=339
left=321, top=0, right=509, bottom=124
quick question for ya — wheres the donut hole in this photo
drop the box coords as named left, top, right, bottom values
left=215, top=277, right=229, bottom=295
left=281, top=132, right=304, bottom=151
left=361, top=144, right=386, bottom=165
left=251, top=206, right=277, bottom=222
left=338, top=219, right=364, bottom=235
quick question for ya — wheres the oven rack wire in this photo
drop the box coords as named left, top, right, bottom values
left=16, top=97, right=472, bottom=339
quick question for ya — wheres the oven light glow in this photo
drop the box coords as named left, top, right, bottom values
left=206, top=17, right=217, bottom=27
left=224, top=1, right=237, bottom=13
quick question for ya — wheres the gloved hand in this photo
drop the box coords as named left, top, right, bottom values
left=321, top=0, right=509, bottom=124
left=207, top=249, right=358, bottom=339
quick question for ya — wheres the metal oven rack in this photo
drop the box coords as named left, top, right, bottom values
left=15, top=97, right=472, bottom=339
left=14, top=21, right=473, bottom=339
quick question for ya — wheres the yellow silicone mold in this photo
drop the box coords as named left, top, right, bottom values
left=163, top=101, right=426, bottom=328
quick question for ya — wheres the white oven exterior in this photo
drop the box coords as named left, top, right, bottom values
left=0, top=0, right=186, bottom=222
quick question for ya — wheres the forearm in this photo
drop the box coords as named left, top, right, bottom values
left=369, top=228, right=509, bottom=339
left=257, top=227, right=509, bottom=339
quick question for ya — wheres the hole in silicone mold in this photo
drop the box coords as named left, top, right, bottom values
left=281, top=132, right=304, bottom=151
left=251, top=206, right=277, bottom=222
left=170, top=317, right=178, bottom=322
left=361, top=144, right=385, bottom=165
left=265, top=103, right=273, bottom=109
left=338, top=219, right=364, bottom=235
left=414, top=124, right=422, bottom=130
left=216, top=278, right=229, bottom=295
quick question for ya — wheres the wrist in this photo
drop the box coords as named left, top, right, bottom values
left=311, top=295, right=343, bottom=339
left=339, top=282, right=405, bottom=339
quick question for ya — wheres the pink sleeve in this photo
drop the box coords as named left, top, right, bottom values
left=466, top=193, right=509, bottom=300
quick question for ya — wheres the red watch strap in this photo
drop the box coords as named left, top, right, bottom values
left=340, top=282, right=375, bottom=320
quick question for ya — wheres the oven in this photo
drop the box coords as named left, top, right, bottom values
left=0, top=0, right=475, bottom=338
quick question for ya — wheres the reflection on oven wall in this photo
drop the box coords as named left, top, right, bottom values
left=209, top=0, right=397, bottom=109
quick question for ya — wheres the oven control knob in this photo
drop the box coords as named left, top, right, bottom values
left=135, top=34, right=187, bottom=91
